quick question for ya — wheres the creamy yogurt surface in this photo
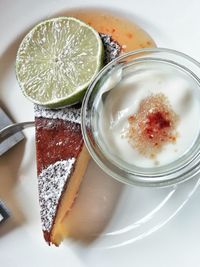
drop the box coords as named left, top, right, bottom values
left=95, top=62, right=200, bottom=168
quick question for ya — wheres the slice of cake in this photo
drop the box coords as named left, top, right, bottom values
left=35, top=105, right=90, bottom=245
left=35, top=34, right=121, bottom=246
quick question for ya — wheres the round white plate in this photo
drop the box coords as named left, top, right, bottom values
left=1, top=0, right=200, bottom=266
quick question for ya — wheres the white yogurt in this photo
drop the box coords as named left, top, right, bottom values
left=96, top=62, right=200, bottom=168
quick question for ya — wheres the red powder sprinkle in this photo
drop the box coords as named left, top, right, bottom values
left=144, top=111, right=170, bottom=140
left=127, top=33, right=133, bottom=39
left=126, top=93, right=179, bottom=158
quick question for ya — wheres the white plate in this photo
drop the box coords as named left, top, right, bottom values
left=1, top=0, right=200, bottom=266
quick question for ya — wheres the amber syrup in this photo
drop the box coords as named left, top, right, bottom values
left=65, top=9, right=156, bottom=52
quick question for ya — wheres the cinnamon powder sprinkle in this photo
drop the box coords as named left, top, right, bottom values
left=126, top=93, right=179, bottom=158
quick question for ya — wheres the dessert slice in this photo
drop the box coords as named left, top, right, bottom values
left=34, top=34, right=121, bottom=246
left=35, top=105, right=90, bottom=245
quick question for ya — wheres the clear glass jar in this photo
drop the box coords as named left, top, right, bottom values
left=81, top=48, right=200, bottom=187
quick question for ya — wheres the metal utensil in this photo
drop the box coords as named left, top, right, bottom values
left=0, top=121, right=34, bottom=140
left=0, top=107, right=32, bottom=155
left=0, top=200, right=10, bottom=224
left=0, top=121, right=34, bottom=146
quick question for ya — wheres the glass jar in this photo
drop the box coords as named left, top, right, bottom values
left=81, top=48, right=200, bottom=187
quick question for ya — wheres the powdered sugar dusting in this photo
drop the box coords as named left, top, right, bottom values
left=100, top=33, right=122, bottom=64
left=34, top=104, right=81, bottom=124
left=38, top=158, right=75, bottom=232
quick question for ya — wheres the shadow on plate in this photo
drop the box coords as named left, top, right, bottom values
left=63, top=160, right=124, bottom=244
left=0, top=140, right=26, bottom=237
left=0, top=33, right=31, bottom=237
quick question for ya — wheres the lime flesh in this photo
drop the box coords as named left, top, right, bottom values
left=16, top=17, right=103, bottom=108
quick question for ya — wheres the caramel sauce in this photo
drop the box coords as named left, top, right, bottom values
left=65, top=9, right=156, bottom=51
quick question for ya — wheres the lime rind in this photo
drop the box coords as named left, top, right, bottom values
left=16, top=17, right=104, bottom=108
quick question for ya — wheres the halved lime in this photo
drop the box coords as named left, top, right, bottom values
left=16, top=17, right=103, bottom=108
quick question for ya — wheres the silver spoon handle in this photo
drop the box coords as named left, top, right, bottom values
left=0, top=121, right=34, bottom=142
